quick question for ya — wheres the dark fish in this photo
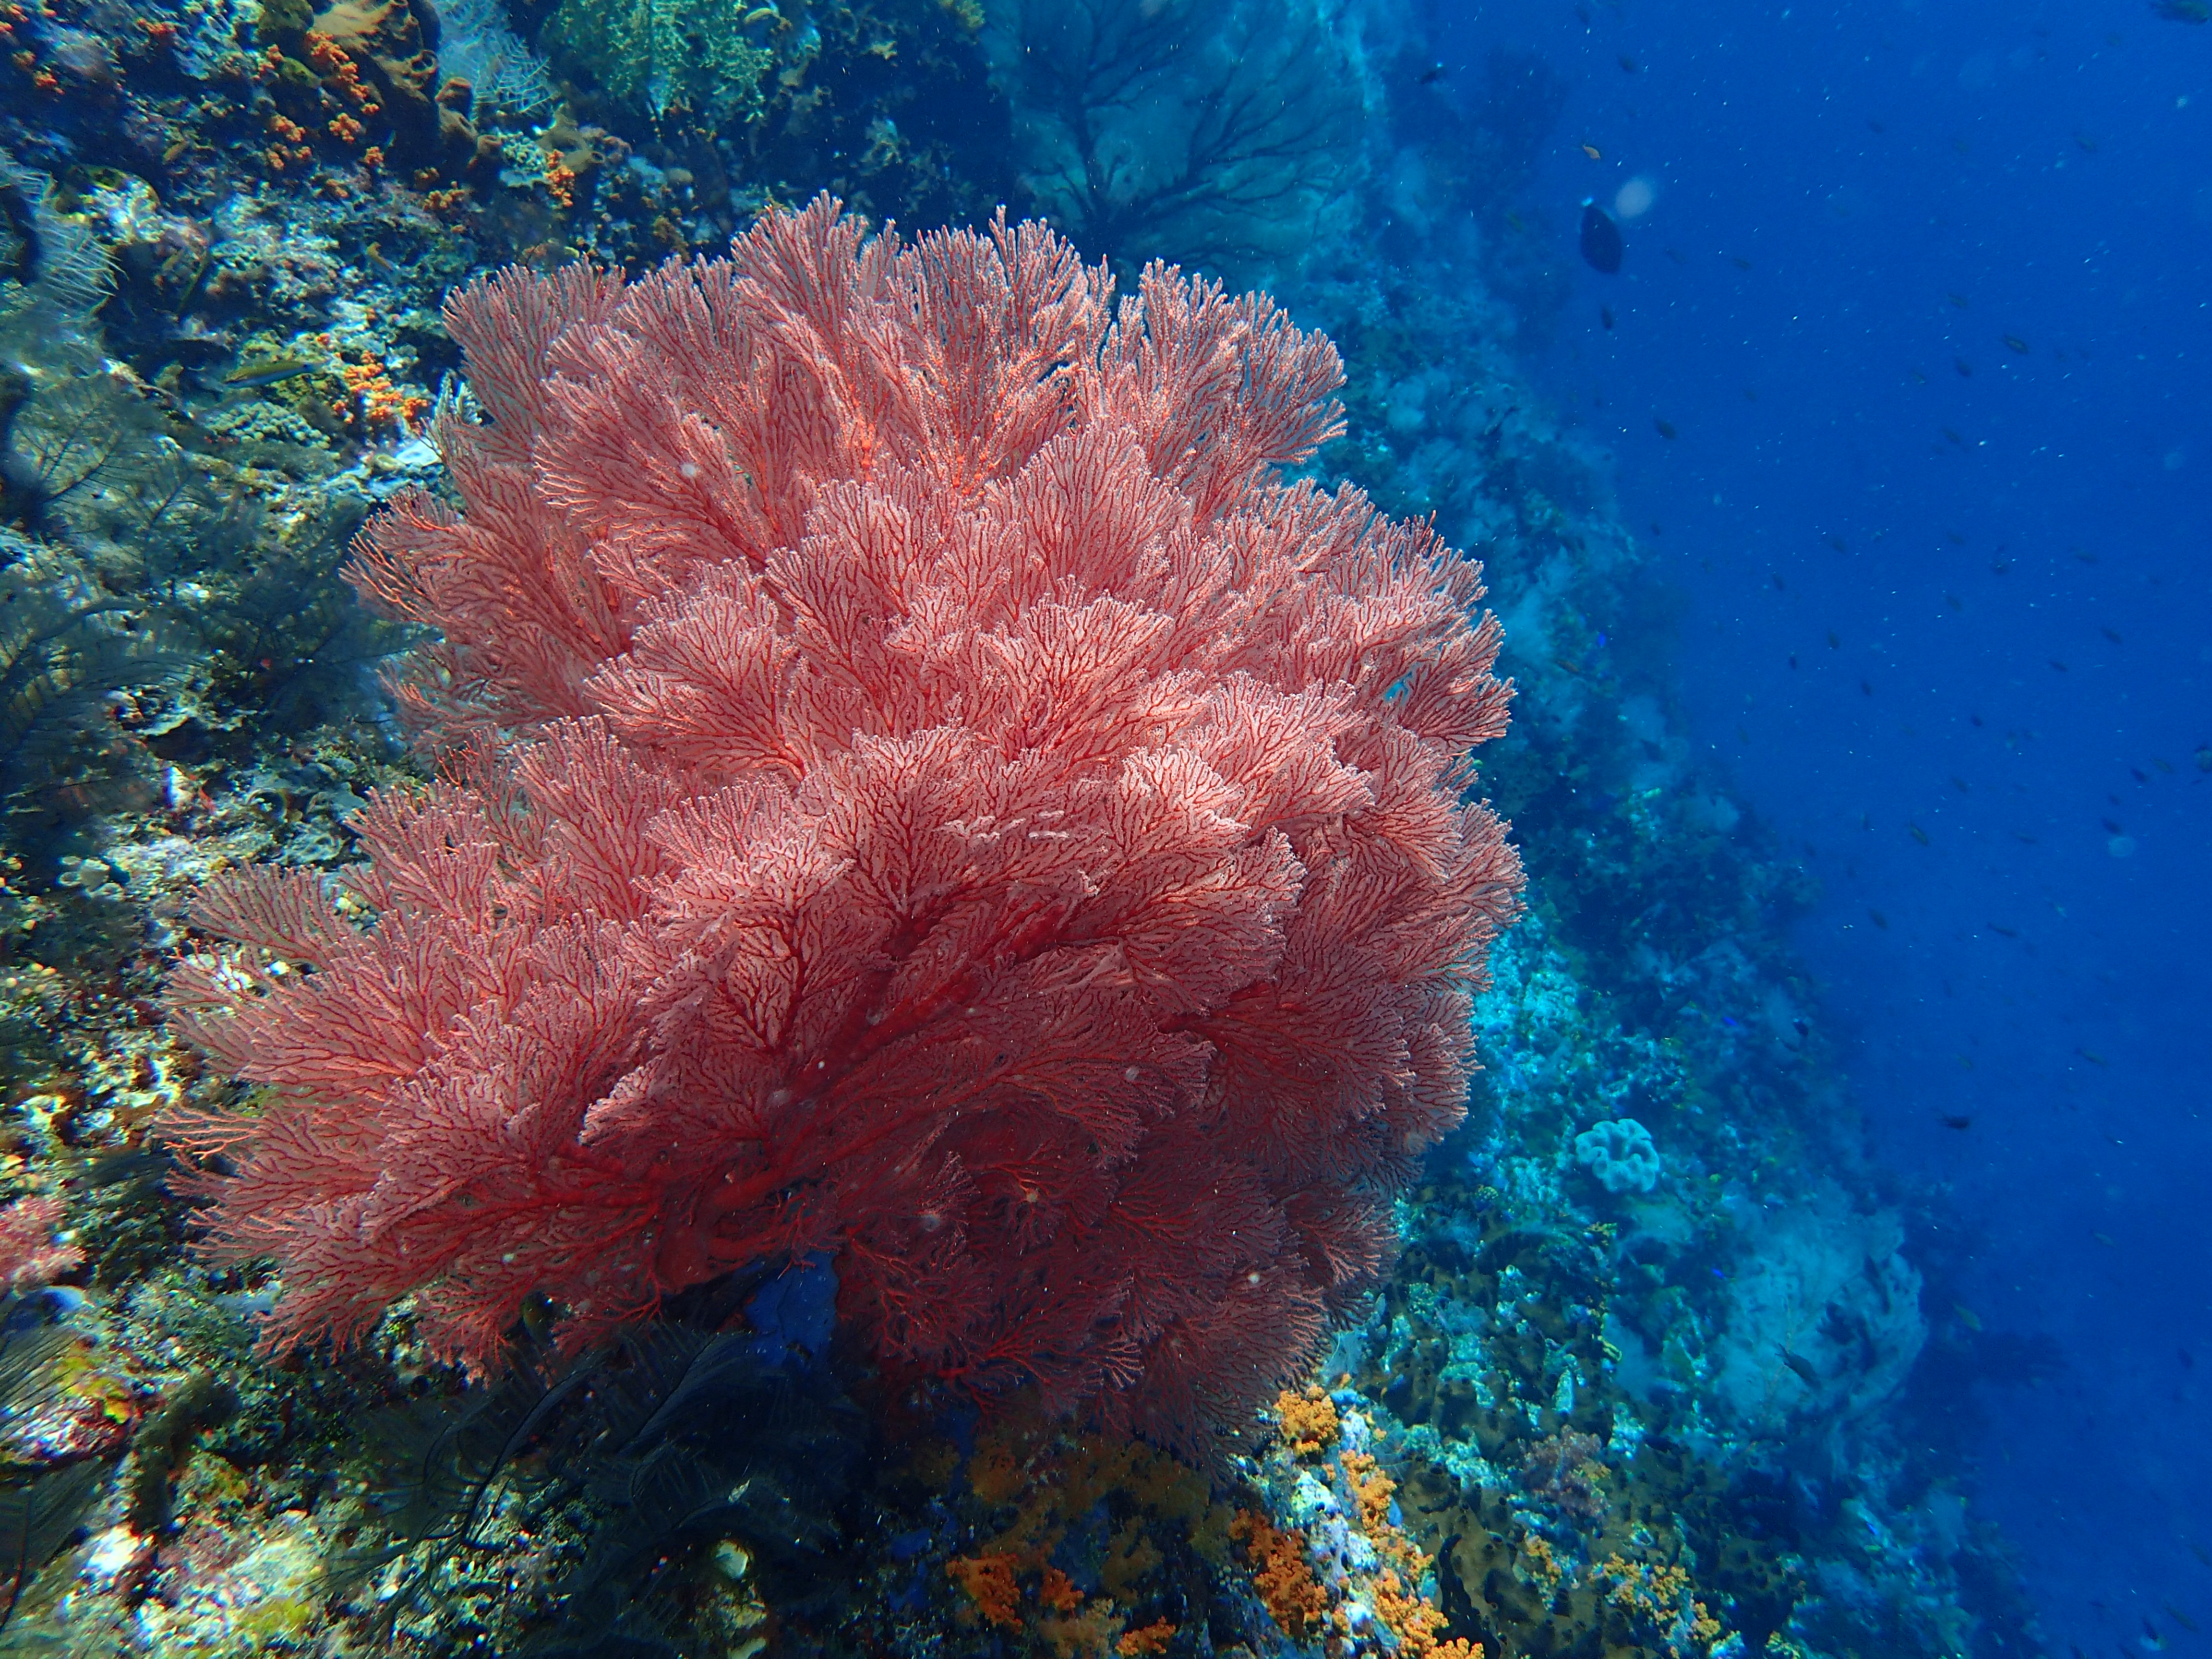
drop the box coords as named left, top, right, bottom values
left=2101, top=626, right=2122, bottom=643
left=1942, top=1114, right=1972, bottom=1130
left=1618, top=53, right=1637, bottom=72
left=1954, top=357, right=1974, bottom=376
left=1417, top=62, right=1446, bottom=84
left=1942, top=428, right=1966, bottom=446
left=2153, top=1, right=2210, bottom=22
left=1869, top=907, right=1889, bottom=929
left=1909, top=823, right=1930, bottom=845
left=1579, top=201, right=1624, bottom=273
left=1827, top=533, right=1848, bottom=552
left=2079, top=1047, right=2109, bottom=1066
left=1653, top=417, right=1676, bottom=439
left=1778, top=1349, right=1821, bottom=1386
left=2050, top=658, right=2069, bottom=672
left=1987, top=922, right=2019, bottom=938
left=1600, top=305, right=1615, bottom=329
left=1826, top=630, right=1840, bottom=648
left=1948, top=292, right=1971, bottom=309
left=2003, top=333, right=2030, bottom=353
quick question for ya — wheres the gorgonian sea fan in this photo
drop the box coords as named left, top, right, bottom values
left=164, top=197, right=1524, bottom=1448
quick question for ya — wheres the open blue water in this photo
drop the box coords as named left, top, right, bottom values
left=1430, top=2, right=2211, bottom=1651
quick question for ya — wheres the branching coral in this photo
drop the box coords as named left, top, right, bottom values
left=163, top=196, right=1523, bottom=1451
left=987, top=0, right=1366, bottom=275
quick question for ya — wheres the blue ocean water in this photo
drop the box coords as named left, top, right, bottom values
left=1433, top=1, right=2211, bottom=1650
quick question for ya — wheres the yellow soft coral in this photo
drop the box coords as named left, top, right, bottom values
left=1273, top=1384, right=1341, bottom=1456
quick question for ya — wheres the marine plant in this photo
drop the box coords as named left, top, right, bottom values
left=162, top=197, right=1524, bottom=1453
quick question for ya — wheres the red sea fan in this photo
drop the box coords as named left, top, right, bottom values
left=163, top=198, right=1524, bottom=1450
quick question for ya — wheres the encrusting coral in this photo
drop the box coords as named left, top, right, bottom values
left=161, top=196, right=1523, bottom=1451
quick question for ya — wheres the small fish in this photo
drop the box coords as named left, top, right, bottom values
left=1909, top=366, right=1928, bottom=383
left=1943, top=1114, right=1972, bottom=1130
left=2194, top=1542, right=2212, bottom=1569
left=1417, top=61, right=1446, bottom=84
left=2165, top=1605, right=2199, bottom=1634
left=1944, top=591, right=1962, bottom=610
left=2094, top=1231, right=2116, bottom=1248
left=2130, top=766, right=2148, bottom=783
left=1991, top=557, right=2010, bottom=573
left=1827, top=533, right=1848, bottom=552
left=1826, top=630, right=1840, bottom=648
left=1582, top=143, right=1602, bottom=160
left=1772, top=573, right=1786, bottom=590
left=2049, top=658, right=2069, bottom=672
left=1869, top=907, right=1889, bottom=929
left=2101, top=817, right=2123, bottom=834
left=1953, top=1300, right=1982, bottom=1327
left=223, top=351, right=323, bottom=388
left=1948, top=292, right=1971, bottom=309
left=1653, top=417, right=1677, bottom=439
left=1861, top=678, right=1874, bottom=696
left=1729, top=254, right=1752, bottom=270
left=2074, top=547, right=2101, bottom=563
left=2079, top=1047, right=2109, bottom=1066
left=1909, top=823, right=1930, bottom=845
left=1947, top=529, right=1968, bottom=544
left=2153, top=756, right=2174, bottom=773
left=1580, top=200, right=1624, bottom=272
left=1949, top=776, right=1969, bottom=793
left=1987, top=922, right=2019, bottom=938
left=1600, top=305, right=1615, bottom=329
left=1954, top=357, right=1974, bottom=376
left=2101, top=626, right=2123, bottom=643
left=2003, top=333, right=2030, bottom=353
left=1778, top=1349, right=1821, bottom=1386
left=1942, top=427, right=1966, bottom=446
left=1665, top=247, right=1687, bottom=264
